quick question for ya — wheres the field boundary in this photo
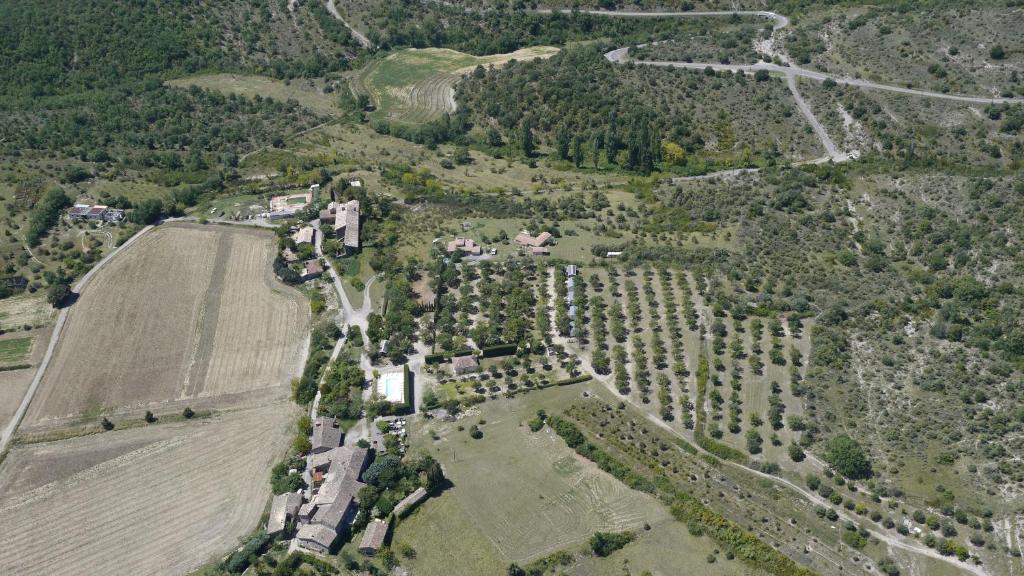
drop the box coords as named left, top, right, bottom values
left=0, top=224, right=157, bottom=456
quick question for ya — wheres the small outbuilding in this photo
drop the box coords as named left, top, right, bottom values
left=267, top=492, right=303, bottom=536
left=358, top=519, right=390, bottom=556
left=393, top=487, right=429, bottom=518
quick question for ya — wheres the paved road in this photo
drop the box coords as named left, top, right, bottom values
left=0, top=224, right=157, bottom=456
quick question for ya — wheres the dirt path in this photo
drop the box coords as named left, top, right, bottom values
left=325, top=0, right=372, bottom=49
left=0, top=224, right=157, bottom=456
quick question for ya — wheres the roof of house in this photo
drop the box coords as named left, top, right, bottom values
left=451, top=355, right=479, bottom=370
left=514, top=230, right=553, bottom=247
left=393, top=487, right=428, bottom=518
left=342, top=200, right=360, bottom=249
left=267, top=492, right=303, bottom=534
left=359, top=519, right=389, bottom=551
left=304, top=259, right=324, bottom=276
left=531, top=246, right=549, bottom=255
left=297, top=522, right=338, bottom=550
left=513, top=231, right=535, bottom=246
left=312, top=417, right=343, bottom=451
left=446, top=237, right=481, bottom=255
left=313, top=446, right=369, bottom=508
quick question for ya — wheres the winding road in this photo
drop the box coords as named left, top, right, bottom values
left=587, top=8, right=1022, bottom=167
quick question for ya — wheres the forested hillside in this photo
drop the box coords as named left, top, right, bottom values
left=455, top=45, right=819, bottom=173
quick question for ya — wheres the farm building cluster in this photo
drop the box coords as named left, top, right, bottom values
left=268, top=412, right=428, bottom=558
left=67, top=204, right=125, bottom=223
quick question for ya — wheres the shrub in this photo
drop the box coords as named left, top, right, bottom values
left=589, top=531, right=634, bottom=557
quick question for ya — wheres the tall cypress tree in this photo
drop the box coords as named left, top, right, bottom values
left=520, top=117, right=535, bottom=157
left=556, top=124, right=571, bottom=160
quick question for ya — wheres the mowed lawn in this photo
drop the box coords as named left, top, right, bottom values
left=0, top=337, right=32, bottom=365
left=400, top=386, right=670, bottom=570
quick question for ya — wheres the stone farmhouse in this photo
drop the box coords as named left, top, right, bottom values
left=321, top=200, right=360, bottom=252
left=296, top=445, right=371, bottom=555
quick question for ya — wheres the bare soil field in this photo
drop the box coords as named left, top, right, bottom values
left=0, top=401, right=298, bottom=576
left=24, top=223, right=309, bottom=428
left=0, top=328, right=49, bottom=432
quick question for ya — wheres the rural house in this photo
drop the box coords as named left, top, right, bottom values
left=302, top=259, right=324, bottom=281
left=446, top=237, right=482, bottom=256
left=451, top=355, right=479, bottom=375
left=329, top=199, right=361, bottom=252
left=514, top=230, right=553, bottom=248
left=358, top=519, right=389, bottom=556
left=311, top=417, right=343, bottom=454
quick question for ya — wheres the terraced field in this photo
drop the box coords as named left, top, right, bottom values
left=353, top=46, right=559, bottom=125
left=24, top=223, right=309, bottom=429
left=0, top=402, right=298, bottom=576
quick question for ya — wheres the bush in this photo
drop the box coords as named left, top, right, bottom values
left=182, top=406, right=195, bottom=419
left=589, top=531, right=634, bottom=557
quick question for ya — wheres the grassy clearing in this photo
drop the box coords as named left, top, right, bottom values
left=0, top=337, right=32, bottom=365
left=407, top=385, right=670, bottom=565
left=167, top=74, right=345, bottom=116
left=354, top=47, right=558, bottom=124
left=390, top=492, right=507, bottom=576
left=577, top=519, right=758, bottom=576
left=0, top=294, right=56, bottom=331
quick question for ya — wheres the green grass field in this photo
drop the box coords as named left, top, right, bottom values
left=401, top=386, right=680, bottom=570
left=0, top=337, right=32, bottom=366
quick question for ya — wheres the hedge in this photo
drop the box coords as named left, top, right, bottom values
left=0, top=364, right=31, bottom=372
left=554, top=375, right=592, bottom=386
left=480, top=343, right=518, bottom=358
left=426, top=348, right=477, bottom=364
